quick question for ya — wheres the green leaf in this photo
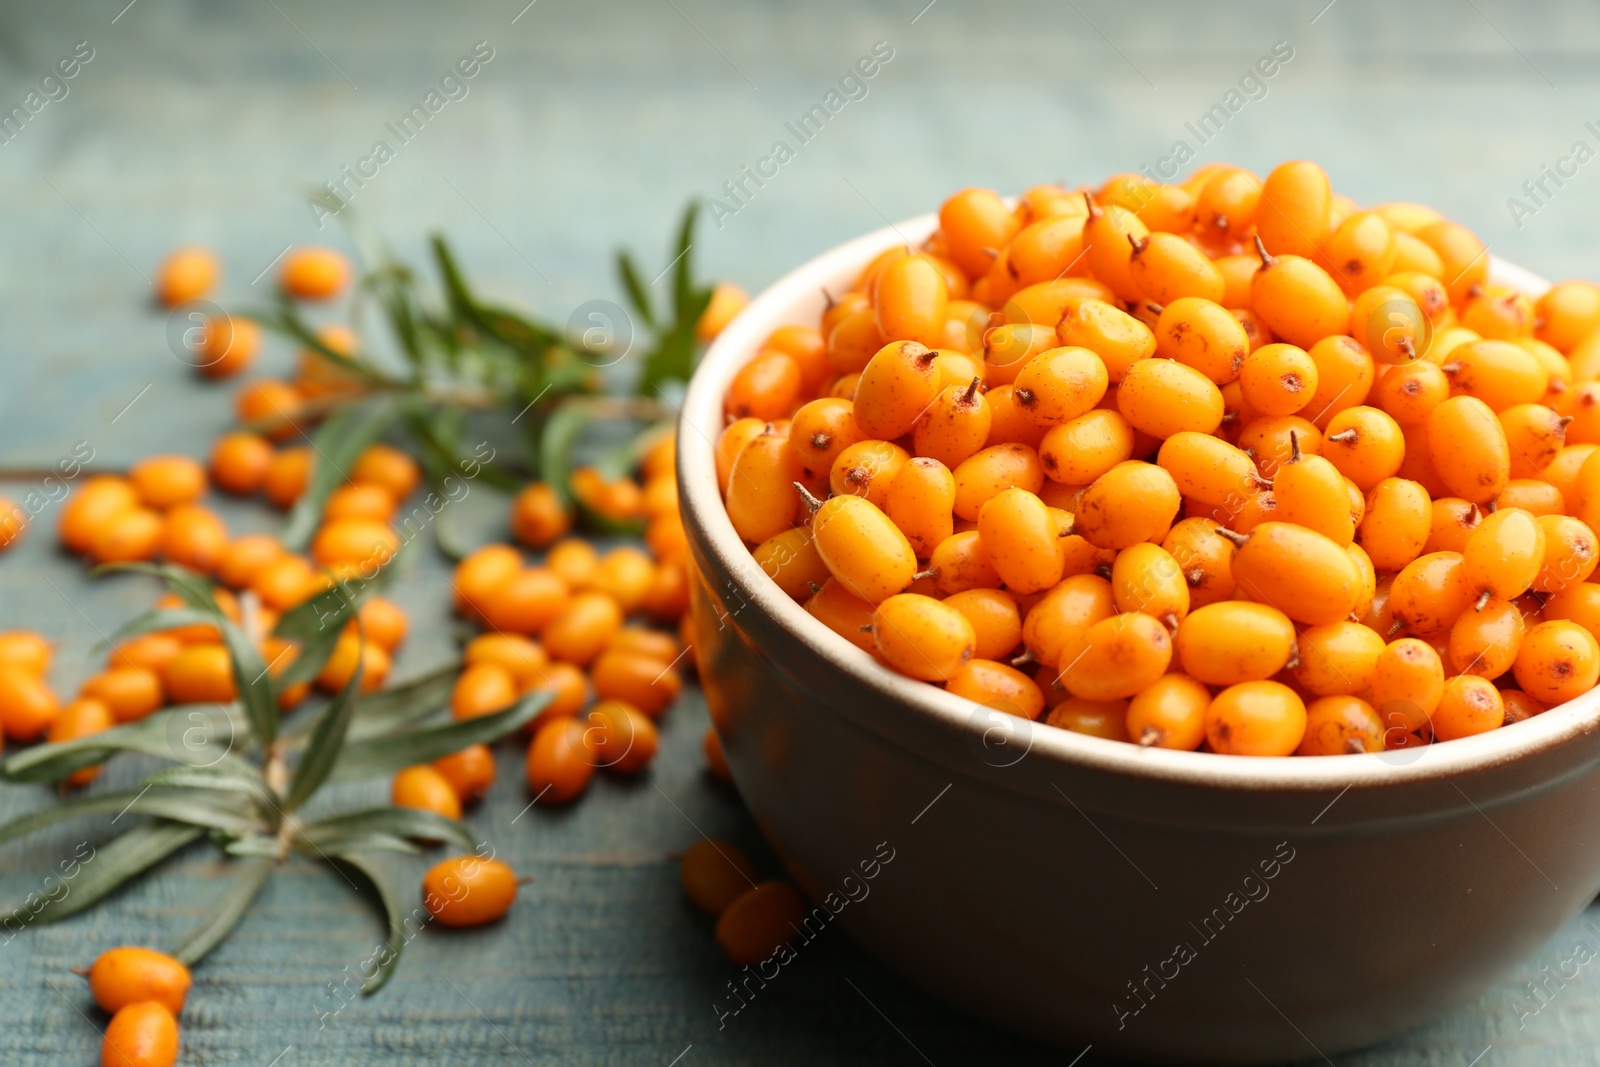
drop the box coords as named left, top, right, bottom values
left=281, top=399, right=398, bottom=550
left=271, top=556, right=398, bottom=690
left=332, top=690, right=550, bottom=781
left=0, top=821, right=203, bottom=928
left=537, top=403, right=590, bottom=510
left=103, top=607, right=219, bottom=649
left=1, top=705, right=249, bottom=784
left=0, top=786, right=259, bottom=846
left=219, top=614, right=280, bottom=752
left=617, top=251, right=658, bottom=330
left=93, top=561, right=217, bottom=609
left=299, top=805, right=477, bottom=852
left=671, top=201, right=700, bottom=322
left=331, top=851, right=410, bottom=994
left=282, top=664, right=458, bottom=742
left=284, top=645, right=365, bottom=810
left=225, top=836, right=279, bottom=858
left=143, top=765, right=275, bottom=805
left=298, top=831, right=419, bottom=856
left=172, top=855, right=276, bottom=966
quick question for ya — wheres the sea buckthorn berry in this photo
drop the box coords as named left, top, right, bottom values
left=716, top=418, right=769, bottom=496
left=261, top=447, right=311, bottom=509
left=509, top=483, right=572, bottom=548
left=1358, top=478, right=1432, bottom=572
left=875, top=255, right=950, bottom=348
left=927, top=530, right=1001, bottom=596
left=1321, top=211, right=1397, bottom=294
left=1205, top=680, right=1306, bottom=757
left=156, top=245, right=218, bottom=306
left=829, top=439, right=910, bottom=508
left=324, top=483, right=397, bottom=524
left=1250, top=240, right=1351, bottom=350
left=716, top=881, right=808, bottom=966
left=827, top=304, right=884, bottom=374
left=527, top=662, right=588, bottom=726
left=1256, top=161, right=1333, bottom=258
left=726, top=350, right=803, bottom=421
left=1060, top=612, right=1172, bottom=701
left=348, top=444, right=419, bottom=501
left=161, top=644, right=235, bottom=705
left=1298, top=695, right=1384, bottom=755
left=1422, top=498, right=1481, bottom=555
left=804, top=578, right=878, bottom=653
left=431, top=744, right=497, bottom=805
left=683, top=838, right=758, bottom=917
left=1012, top=346, right=1109, bottom=425
left=1021, top=574, right=1115, bottom=668
left=102, top=1001, right=179, bottom=1067
left=1303, top=335, right=1375, bottom=429
left=885, top=457, right=955, bottom=559
left=1055, top=298, right=1156, bottom=381
left=753, top=526, right=832, bottom=600
left=943, top=588, right=1022, bottom=661
left=590, top=546, right=656, bottom=614
left=807, top=492, right=916, bottom=605
left=951, top=443, right=1044, bottom=521
left=197, top=313, right=261, bottom=380
left=546, top=538, right=600, bottom=591
left=1275, top=444, right=1355, bottom=545
left=931, top=350, right=985, bottom=393
left=1513, top=620, right=1600, bottom=705
left=1130, top=233, right=1225, bottom=305
left=982, top=384, right=1049, bottom=449
left=945, top=659, right=1045, bottom=721
left=790, top=397, right=867, bottom=472
left=1292, top=621, right=1384, bottom=698
left=1372, top=360, right=1450, bottom=426
left=1135, top=183, right=1197, bottom=233
left=583, top=699, right=660, bottom=774
left=1229, top=522, right=1361, bottom=625
left=1499, top=404, right=1567, bottom=480
left=1238, top=343, right=1318, bottom=417
left=1082, top=199, right=1150, bottom=302
left=315, top=632, right=389, bottom=694
left=129, top=455, right=205, bottom=510
left=1124, top=673, right=1208, bottom=750
left=1110, top=542, right=1189, bottom=624
left=310, top=519, right=398, bottom=570
left=527, top=716, right=596, bottom=803
left=155, top=505, right=226, bottom=574
left=1196, top=167, right=1262, bottom=244
left=451, top=662, right=518, bottom=720
left=1373, top=201, right=1444, bottom=234
left=89, top=508, right=164, bottom=565
left=1174, top=601, right=1295, bottom=686
left=1427, top=396, right=1510, bottom=504
left=1463, top=507, right=1545, bottom=605
left=249, top=553, right=316, bottom=611
left=1370, top=637, right=1445, bottom=731
left=1536, top=280, right=1600, bottom=353
left=983, top=323, right=1061, bottom=388
left=543, top=591, right=625, bottom=667
left=1007, top=215, right=1088, bottom=287
left=913, top=380, right=992, bottom=470
left=1448, top=599, right=1526, bottom=679
left=1238, top=415, right=1323, bottom=480
left=464, top=633, right=548, bottom=693
left=280, top=245, right=350, bottom=300
left=208, top=432, right=272, bottom=496
left=726, top=431, right=805, bottom=543
left=1417, top=220, right=1489, bottom=305
left=1162, top=518, right=1237, bottom=609
left=422, top=854, right=521, bottom=927
left=697, top=282, right=749, bottom=341
left=1432, top=675, right=1505, bottom=742
left=869, top=593, right=976, bottom=682
left=480, top=568, right=571, bottom=636
left=1005, top=279, right=1113, bottom=329
left=452, top=543, right=522, bottom=619
left=1496, top=480, right=1564, bottom=517
left=235, top=378, right=304, bottom=441
left=591, top=650, right=681, bottom=716
left=940, top=188, right=1019, bottom=278
left=1041, top=410, right=1135, bottom=486
left=976, top=488, right=1063, bottom=595
left=1075, top=461, right=1180, bottom=550
left=0, top=665, right=58, bottom=742
left=1461, top=285, right=1534, bottom=341
left=1534, top=515, right=1598, bottom=594
left=1390, top=551, right=1472, bottom=635
left=1321, top=407, right=1406, bottom=491
left=1045, top=696, right=1131, bottom=740
left=1116, top=357, right=1225, bottom=439
left=392, top=764, right=463, bottom=821
left=0, top=632, right=51, bottom=677
left=1442, top=340, right=1548, bottom=412
left=90, top=946, right=193, bottom=1017
left=1155, top=298, right=1249, bottom=384
left=59, top=475, right=138, bottom=553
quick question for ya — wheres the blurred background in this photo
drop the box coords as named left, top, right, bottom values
left=2, top=1, right=1598, bottom=1063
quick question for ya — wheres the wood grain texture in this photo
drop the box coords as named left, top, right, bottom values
left=0, top=1, right=1597, bottom=1062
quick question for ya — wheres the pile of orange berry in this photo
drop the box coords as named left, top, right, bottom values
left=714, top=161, right=1600, bottom=757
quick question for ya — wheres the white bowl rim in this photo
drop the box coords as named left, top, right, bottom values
left=679, top=207, right=1596, bottom=793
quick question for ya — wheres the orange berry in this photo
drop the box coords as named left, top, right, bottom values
left=89, top=946, right=191, bottom=1016
left=208, top=432, right=272, bottom=495
left=0, top=631, right=51, bottom=675
left=526, top=716, right=595, bottom=804
left=1205, top=680, right=1307, bottom=757
left=681, top=838, right=757, bottom=915
left=129, top=455, right=206, bottom=510
left=215, top=534, right=284, bottom=590
left=50, top=698, right=114, bottom=787
left=1432, top=675, right=1505, bottom=742
left=392, top=764, right=463, bottom=821
left=584, top=699, right=660, bottom=774
left=431, top=744, right=497, bottom=804
left=451, top=662, right=518, bottom=720
left=697, top=281, right=749, bottom=342
left=1060, top=612, right=1172, bottom=701
left=350, top=444, right=420, bottom=501
left=323, top=482, right=396, bottom=523
left=158, top=505, right=227, bottom=573
left=480, top=568, right=571, bottom=636
left=1297, top=695, right=1384, bottom=755
left=1174, top=601, right=1296, bottom=686
left=870, top=593, right=976, bottom=683
left=1126, top=673, right=1210, bottom=750
left=1513, top=620, right=1600, bottom=706
left=422, top=854, right=520, bottom=926
left=464, top=633, right=548, bottom=691
left=726, top=350, right=803, bottom=421
left=1046, top=696, right=1132, bottom=741
left=101, top=1001, right=180, bottom=1067
left=529, top=661, right=589, bottom=725
left=155, top=245, right=219, bottom=306
left=162, top=644, right=236, bottom=705
left=261, top=447, right=312, bottom=509
left=715, top=881, right=808, bottom=966
left=0, top=664, right=58, bottom=742
left=235, top=379, right=305, bottom=441
left=198, top=314, right=260, bottom=379
left=590, top=649, right=682, bottom=716
left=452, top=543, right=523, bottom=620
left=80, top=667, right=163, bottom=724
left=310, top=518, right=398, bottom=570
left=280, top=245, right=350, bottom=300
left=314, top=631, right=389, bottom=694
left=510, top=483, right=572, bottom=548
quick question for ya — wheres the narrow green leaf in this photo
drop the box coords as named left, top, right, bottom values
left=102, top=607, right=219, bottom=649
left=143, top=765, right=273, bottom=801
left=281, top=399, right=398, bottom=550
left=216, top=613, right=280, bottom=751
left=1, top=705, right=249, bottom=784
left=0, top=786, right=257, bottom=846
left=0, top=821, right=203, bottom=928
left=172, top=855, right=276, bottom=966
left=671, top=201, right=700, bottom=320
left=93, top=561, right=217, bottom=609
left=285, top=647, right=365, bottom=810
left=299, top=831, right=418, bottom=856
left=616, top=251, right=658, bottom=330
left=299, top=806, right=476, bottom=852
left=281, top=664, right=458, bottom=742
left=537, top=403, right=591, bottom=509
left=331, top=851, right=410, bottom=994
left=332, top=690, right=549, bottom=781
left=225, top=836, right=279, bottom=858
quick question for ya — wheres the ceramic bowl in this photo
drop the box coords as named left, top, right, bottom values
left=677, top=211, right=1596, bottom=1064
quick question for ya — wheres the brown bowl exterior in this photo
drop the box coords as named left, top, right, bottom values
left=678, top=215, right=1600, bottom=1063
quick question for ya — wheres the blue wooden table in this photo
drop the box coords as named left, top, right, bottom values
left=4, top=1, right=1600, bottom=1062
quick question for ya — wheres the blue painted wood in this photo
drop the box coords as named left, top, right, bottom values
left=2, top=1, right=1600, bottom=1062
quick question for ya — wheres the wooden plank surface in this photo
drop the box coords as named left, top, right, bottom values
left=2, top=1, right=1600, bottom=1063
